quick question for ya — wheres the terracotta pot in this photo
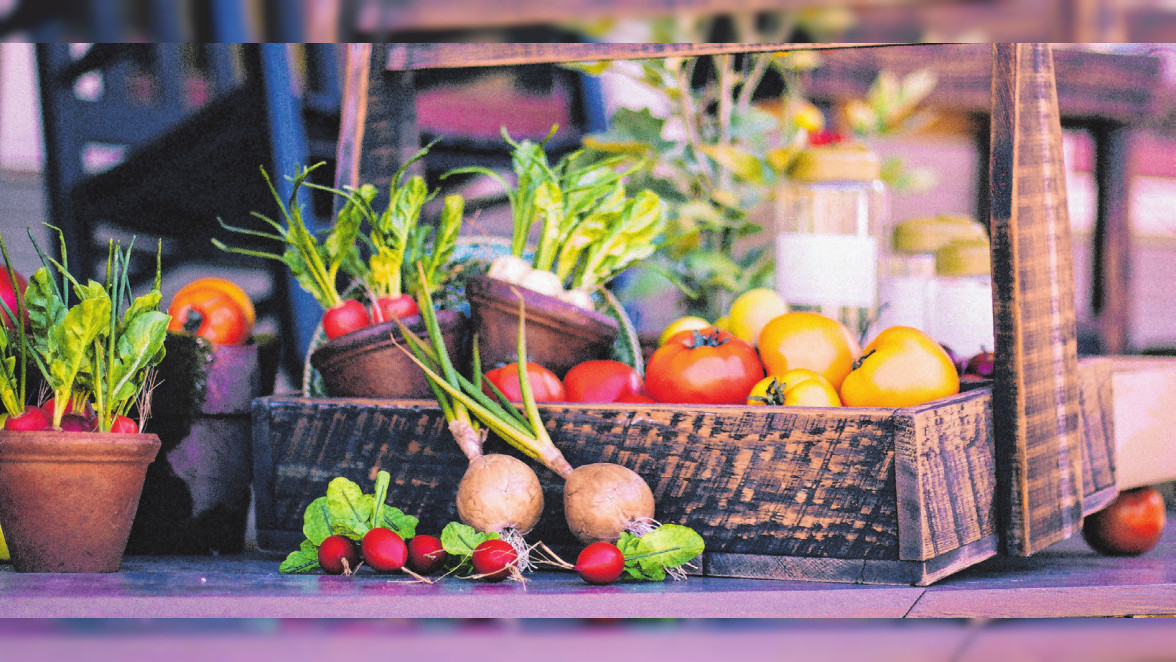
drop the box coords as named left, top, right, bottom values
left=309, top=310, right=468, bottom=399
left=0, top=431, right=161, bottom=572
left=465, top=275, right=619, bottom=378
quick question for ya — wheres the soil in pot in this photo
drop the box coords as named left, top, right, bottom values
left=465, top=275, right=619, bottom=378
left=309, top=309, right=468, bottom=399
left=0, top=432, right=161, bottom=572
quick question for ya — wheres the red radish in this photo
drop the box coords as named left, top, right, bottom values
left=109, top=415, right=139, bottom=434
left=407, top=534, right=448, bottom=575
left=318, top=534, right=360, bottom=575
left=4, top=405, right=49, bottom=431
left=374, top=294, right=419, bottom=322
left=41, top=397, right=94, bottom=420
left=322, top=299, right=371, bottom=339
left=472, top=539, right=518, bottom=582
left=575, top=541, right=625, bottom=585
left=59, top=413, right=95, bottom=432
left=361, top=527, right=408, bottom=573
left=0, top=270, right=28, bottom=328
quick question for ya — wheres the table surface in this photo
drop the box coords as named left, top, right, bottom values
left=3, top=523, right=1174, bottom=619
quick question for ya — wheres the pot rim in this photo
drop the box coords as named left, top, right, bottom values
left=310, top=308, right=466, bottom=368
left=0, top=431, right=162, bottom=462
left=466, top=275, right=618, bottom=334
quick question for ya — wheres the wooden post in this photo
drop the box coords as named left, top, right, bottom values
left=988, top=44, right=1085, bottom=556
left=1091, top=122, right=1133, bottom=355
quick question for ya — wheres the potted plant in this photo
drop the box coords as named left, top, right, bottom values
left=0, top=229, right=169, bottom=572
left=216, top=147, right=468, bottom=399
left=446, top=126, right=666, bottom=377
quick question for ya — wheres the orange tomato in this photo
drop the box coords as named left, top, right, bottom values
left=757, top=312, right=861, bottom=390
left=173, top=278, right=256, bottom=327
left=168, top=279, right=255, bottom=345
left=839, top=326, right=960, bottom=408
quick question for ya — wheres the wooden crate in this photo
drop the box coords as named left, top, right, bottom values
left=251, top=359, right=1114, bottom=586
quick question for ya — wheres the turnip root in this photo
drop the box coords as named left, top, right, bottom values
left=558, top=287, right=594, bottom=311
left=564, top=463, right=655, bottom=544
left=518, top=269, right=563, bottom=298
left=487, top=255, right=532, bottom=285
left=456, top=454, right=544, bottom=535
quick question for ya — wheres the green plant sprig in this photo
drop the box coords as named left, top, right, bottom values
left=214, top=162, right=358, bottom=311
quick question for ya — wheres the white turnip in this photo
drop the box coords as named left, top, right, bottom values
left=564, top=463, right=655, bottom=544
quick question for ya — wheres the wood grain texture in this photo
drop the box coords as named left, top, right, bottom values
left=894, top=389, right=996, bottom=561
left=806, top=44, right=1160, bottom=124
left=988, top=43, right=1085, bottom=556
left=384, top=43, right=894, bottom=71
left=1076, top=357, right=1116, bottom=508
left=356, top=44, right=420, bottom=209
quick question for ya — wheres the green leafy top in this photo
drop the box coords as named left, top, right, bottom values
left=443, top=126, right=666, bottom=291
left=214, top=162, right=359, bottom=310
left=280, top=470, right=420, bottom=574
left=617, top=524, right=705, bottom=582
left=15, top=227, right=169, bottom=431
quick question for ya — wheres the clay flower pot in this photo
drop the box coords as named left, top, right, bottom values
left=465, top=275, right=619, bottom=378
left=0, top=431, right=161, bottom=572
left=309, top=309, right=468, bottom=399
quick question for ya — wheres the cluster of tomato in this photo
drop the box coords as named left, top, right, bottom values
left=645, top=312, right=960, bottom=409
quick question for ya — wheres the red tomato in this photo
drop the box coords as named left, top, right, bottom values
left=373, top=294, right=419, bottom=322
left=645, top=327, right=765, bottom=405
left=563, top=360, right=644, bottom=403
left=484, top=362, right=565, bottom=402
left=168, top=285, right=252, bottom=345
left=322, top=299, right=371, bottom=339
left=615, top=393, right=656, bottom=404
left=1082, top=486, right=1167, bottom=556
left=0, top=270, right=28, bottom=328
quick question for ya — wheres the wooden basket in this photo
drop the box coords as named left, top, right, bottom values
left=252, top=358, right=1114, bottom=586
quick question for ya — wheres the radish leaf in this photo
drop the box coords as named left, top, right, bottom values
left=326, top=477, right=372, bottom=539
left=280, top=540, right=322, bottom=574
left=302, top=496, right=332, bottom=546
left=440, top=521, right=500, bottom=558
left=618, top=524, right=705, bottom=582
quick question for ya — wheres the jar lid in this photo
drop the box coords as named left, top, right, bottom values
left=936, top=238, right=991, bottom=277
left=893, top=214, right=988, bottom=253
left=789, top=144, right=880, bottom=183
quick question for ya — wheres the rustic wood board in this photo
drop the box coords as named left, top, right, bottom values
left=988, top=43, right=1085, bottom=556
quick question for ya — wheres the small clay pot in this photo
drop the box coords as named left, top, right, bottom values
left=309, top=310, right=468, bottom=399
left=0, top=431, right=161, bottom=572
left=465, top=275, right=619, bottom=378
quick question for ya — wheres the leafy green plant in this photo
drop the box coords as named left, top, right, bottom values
left=280, top=470, right=420, bottom=574
left=14, top=228, right=170, bottom=432
left=616, top=523, right=705, bottom=581
left=444, top=127, right=667, bottom=299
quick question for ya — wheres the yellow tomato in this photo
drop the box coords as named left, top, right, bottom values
left=839, top=326, right=960, bottom=408
left=757, top=312, right=861, bottom=390
left=727, top=288, right=788, bottom=347
left=713, top=315, right=730, bottom=331
left=747, top=371, right=841, bottom=407
left=0, top=522, right=8, bottom=562
left=658, top=316, right=711, bottom=346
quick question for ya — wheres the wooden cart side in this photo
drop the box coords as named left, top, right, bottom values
left=988, top=43, right=1086, bottom=556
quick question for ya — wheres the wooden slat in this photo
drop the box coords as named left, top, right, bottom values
left=355, top=44, right=421, bottom=208
left=1076, top=357, right=1116, bottom=509
left=332, top=43, right=372, bottom=200
left=988, top=43, right=1085, bottom=556
left=894, top=389, right=996, bottom=561
left=385, top=42, right=899, bottom=71
left=806, top=44, right=1160, bottom=125
left=349, top=0, right=965, bottom=34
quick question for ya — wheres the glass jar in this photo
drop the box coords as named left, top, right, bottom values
left=927, top=238, right=994, bottom=358
left=876, top=215, right=989, bottom=338
left=774, top=144, right=888, bottom=340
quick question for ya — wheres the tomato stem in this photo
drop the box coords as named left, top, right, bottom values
left=852, top=349, right=876, bottom=372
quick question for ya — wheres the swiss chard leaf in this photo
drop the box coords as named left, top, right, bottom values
left=279, top=539, right=322, bottom=574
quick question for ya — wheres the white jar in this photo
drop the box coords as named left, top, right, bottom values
left=876, top=215, right=989, bottom=339
left=775, top=144, right=888, bottom=340
left=927, top=238, right=994, bottom=358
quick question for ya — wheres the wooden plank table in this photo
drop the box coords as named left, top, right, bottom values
left=2, top=518, right=1172, bottom=619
